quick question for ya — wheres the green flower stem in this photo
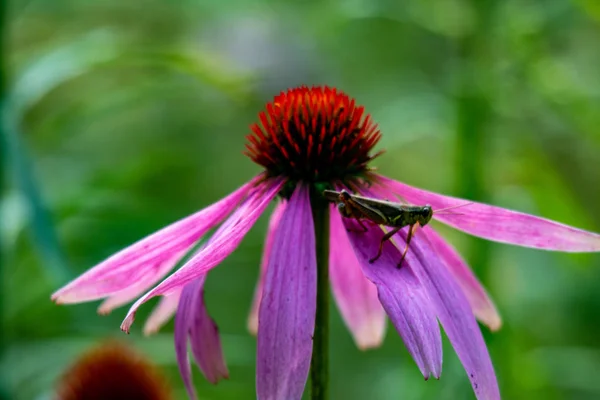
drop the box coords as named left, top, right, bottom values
left=0, top=1, right=9, bottom=398
left=310, top=193, right=330, bottom=400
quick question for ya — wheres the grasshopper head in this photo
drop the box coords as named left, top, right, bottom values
left=417, top=205, right=433, bottom=226
left=339, top=190, right=352, bottom=202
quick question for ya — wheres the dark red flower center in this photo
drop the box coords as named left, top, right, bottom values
left=55, top=341, right=172, bottom=400
left=245, top=86, right=382, bottom=189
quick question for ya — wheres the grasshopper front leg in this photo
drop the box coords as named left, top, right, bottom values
left=397, top=224, right=418, bottom=268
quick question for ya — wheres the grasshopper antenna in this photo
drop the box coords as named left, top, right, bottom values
left=433, top=202, right=473, bottom=215
left=435, top=212, right=465, bottom=216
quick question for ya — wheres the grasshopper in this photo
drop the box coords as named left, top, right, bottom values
left=323, top=189, right=468, bottom=267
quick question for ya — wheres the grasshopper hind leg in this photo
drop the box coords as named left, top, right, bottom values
left=369, top=226, right=401, bottom=264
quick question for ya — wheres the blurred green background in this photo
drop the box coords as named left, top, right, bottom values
left=2, top=0, right=600, bottom=399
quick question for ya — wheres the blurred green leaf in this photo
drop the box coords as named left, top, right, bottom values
left=3, top=1, right=600, bottom=400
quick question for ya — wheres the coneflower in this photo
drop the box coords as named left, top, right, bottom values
left=52, top=86, right=600, bottom=400
left=55, top=341, right=172, bottom=400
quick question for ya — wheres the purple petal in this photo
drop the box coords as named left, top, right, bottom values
left=423, top=226, right=501, bottom=331
left=248, top=201, right=287, bottom=335
left=188, top=279, right=229, bottom=384
left=175, top=277, right=229, bottom=400
left=52, top=177, right=262, bottom=304
left=404, top=230, right=500, bottom=399
left=121, top=179, right=283, bottom=332
left=378, top=175, right=600, bottom=252
left=329, top=208, right=386, bottom=350
left=175, top=282, right=197, bottom=400
left=343, top=218, right=442, bottom=379
left=256, top=183, right=316, bottom=400
left=143, top=288, right=182, bottom=336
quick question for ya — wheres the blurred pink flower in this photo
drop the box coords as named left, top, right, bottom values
left=52, top=86, right=600, bottom=400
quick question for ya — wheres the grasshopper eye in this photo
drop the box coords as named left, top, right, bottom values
left=420, top=206, right=433, bottom=225
left=425, top=205, right=433, bottom=218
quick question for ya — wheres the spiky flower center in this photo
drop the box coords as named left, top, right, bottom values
left=245, top=86, right=382, bottom=187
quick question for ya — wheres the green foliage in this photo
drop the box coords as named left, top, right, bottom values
left=2, top=0, right=600, bottom=399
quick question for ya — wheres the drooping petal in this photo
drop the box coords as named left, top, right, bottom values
left=329, top=208, right=386, bottom=350
left=121, top=178, right=283, bottom=332
left=188, top=281, right=229, bottom=384
left=365, top=185, right=501, bottom=331
left=256, top=183, right=316, bottom=400
left=248, top=201, right=287, bottom=335
left=52, top=177, right=262, bottom=304
left=174, top=282, right=197, bottom=400
left=423, top=226, right=501, bottom=331
left=343, top=219, right=442, bottom=379
left=404, top=229, right=500, bottom=400
left=143, top=288, right=182, bottom=336
left=174, top=277, right=229, bottom=399
left=98, top=251, right=187, bottom=315
left=98, top=289, right=147, bottom=316
left=378, top=175, right=600, bottom=252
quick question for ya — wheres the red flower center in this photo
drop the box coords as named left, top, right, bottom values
left=245, top=86, right=382, bottom=186
left=56, top=341, right=172, bottom=400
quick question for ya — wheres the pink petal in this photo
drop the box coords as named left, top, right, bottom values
left=343, top=219, right=442, bottom=379
left=406, top=230, right=500, bottom=399
left=248, top=201, right=287, bottom=335
left=378, top=175, right=600, bottom=252
left=175, top=277, right=229, bottom=400
left=329, top=208, right=386, bottom=350
left=256, top=184, right=316, bottom=400
left=52, top=177, right=261, bottom=304
left=143, top=288, right=182, bottom=336
left=423, top=226, right=501, bottom=331
left=121, top=179, right=283, bottom=332
left=98, top=251, right=187, bottom=315
left=98, top=290, right=144, bottom=316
